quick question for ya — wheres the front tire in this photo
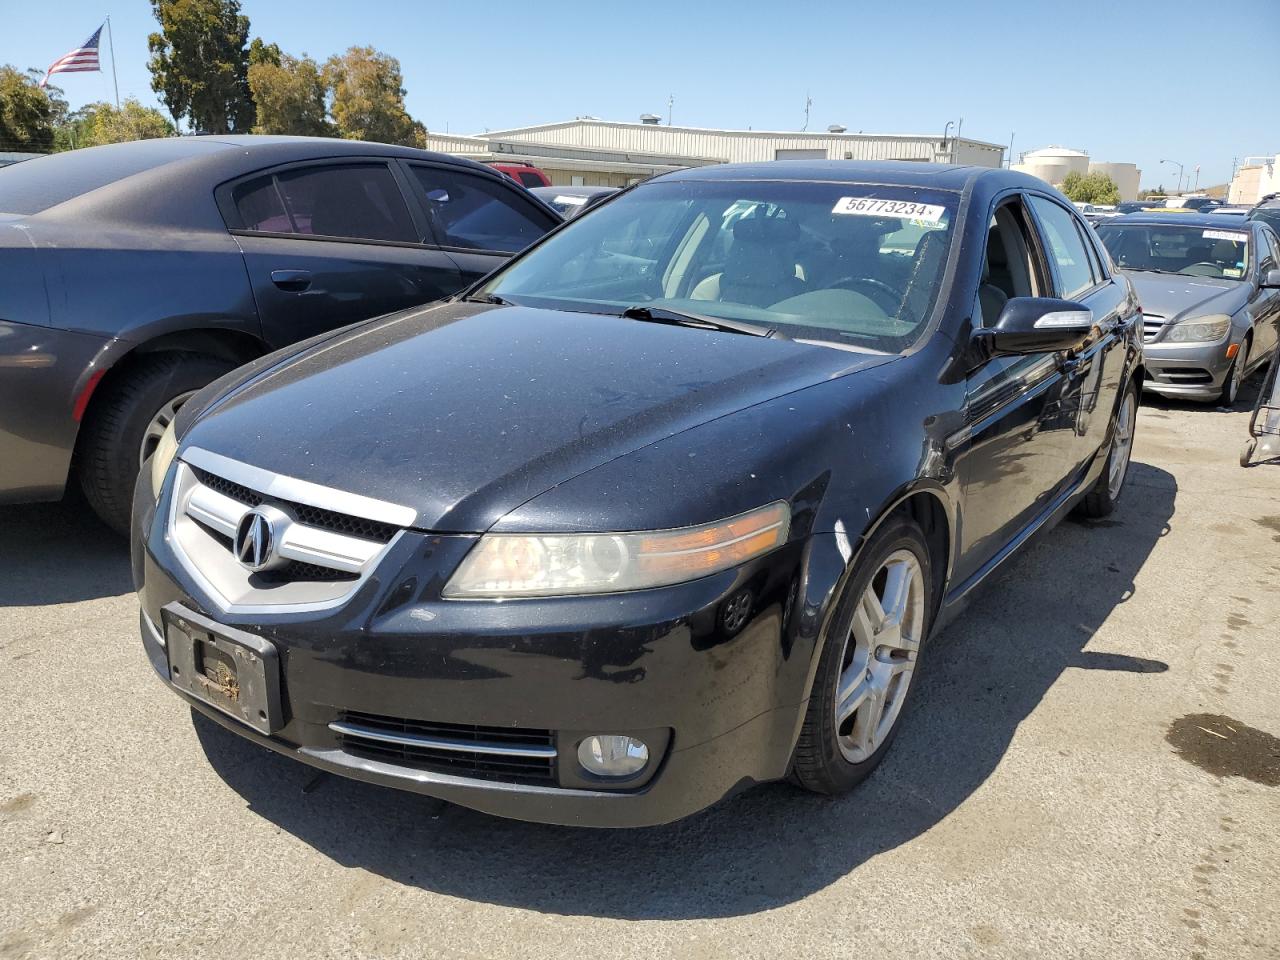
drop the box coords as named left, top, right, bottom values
left=1218, top=336, right=1250, bottom=406
left=77, top=353, right=233, bottom=534
left=1075, top=380, right=1138, bottom=520
left=792, top=519, right=932, bottom=795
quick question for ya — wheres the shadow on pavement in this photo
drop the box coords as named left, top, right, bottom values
left=0, top=497, right=131, bottom=607
left=193, top=461, right=1177, bottom=920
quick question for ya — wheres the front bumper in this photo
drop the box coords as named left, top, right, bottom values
left=1140, top=336, right=1237, bottom=400
left=133, top=477, right=828, bottom=827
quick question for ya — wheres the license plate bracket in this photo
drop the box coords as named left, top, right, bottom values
left=162, top=603, right=283, bottom=735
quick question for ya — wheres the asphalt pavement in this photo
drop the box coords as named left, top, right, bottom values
left=1, top=378, right=1278, bottom=960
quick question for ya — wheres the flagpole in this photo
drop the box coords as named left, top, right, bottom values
left=105, top=15, right=120, bottom=108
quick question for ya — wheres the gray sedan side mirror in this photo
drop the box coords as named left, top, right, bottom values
left=973, top=297, right=1094, bottom=358
left=1261, top=268, right=1280, bottom=289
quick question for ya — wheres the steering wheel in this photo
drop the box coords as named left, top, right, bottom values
left=1183, top=262, right=1225, bottom=278
left=830, top=276, right=903, bottom=314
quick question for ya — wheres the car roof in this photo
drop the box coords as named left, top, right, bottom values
left=0, top=135, right=493, bottom=219
left=649, top=160, right=1034, bottom=193
left=1105, top=212, right=1251, bottom=229
left=529, top=185, right=617, bottom=198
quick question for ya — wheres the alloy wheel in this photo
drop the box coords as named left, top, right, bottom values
left=834, top=548, right=926, bottom=763
left=1107, top=391, right=1137, bottom=500
left=138, top=391, right=196, bottom=468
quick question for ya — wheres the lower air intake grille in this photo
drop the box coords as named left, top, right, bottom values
left=334, top=711, right=558, bottom=786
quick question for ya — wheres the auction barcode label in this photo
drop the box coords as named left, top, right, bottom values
left=831, top=197, right=946, bottom=222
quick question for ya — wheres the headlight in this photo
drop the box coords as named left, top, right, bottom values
left=1165, top=314, right=1232, bottom=343
left=443, top=501, right=790, bottom=598
left=149, top=420, right=179, bottom=500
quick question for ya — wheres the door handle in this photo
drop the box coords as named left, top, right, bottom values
left=270, top=269, right=312, bottom=292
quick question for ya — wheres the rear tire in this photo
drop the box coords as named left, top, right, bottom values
left=1075, top=380, right=1138, bottom=520
left=77, top=354, right=233, bottom=534
left=792, top=519, right=932, bottom=795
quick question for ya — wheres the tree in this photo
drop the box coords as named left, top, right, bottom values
left=79, top=99, right=175, bottom=145
left=249, top=49, right=331, bottom=136
left=147, top=0, right=253, bottom=133
left=0, top=65, right=57, bottom=152
left=1061, top=170, right=1121, bottom=205
left=323, top=46, right=425, bottom=147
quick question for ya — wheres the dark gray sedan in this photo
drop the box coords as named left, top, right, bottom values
left=529, top=185, right=619, bottom=218
left=1097, top=213, right=1280, bottom=403
left=0, top=136, right=561, bottom=530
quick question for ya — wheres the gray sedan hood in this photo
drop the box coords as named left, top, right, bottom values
left=1124, top=272, right=1248, bottom=321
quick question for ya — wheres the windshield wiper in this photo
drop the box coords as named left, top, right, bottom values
left=618, top=305, right=782, bottom=339
left=462, top=292, right=515, bottom=305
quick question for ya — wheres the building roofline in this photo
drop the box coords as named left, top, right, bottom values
left=476, top=118, right=1006, bottom=150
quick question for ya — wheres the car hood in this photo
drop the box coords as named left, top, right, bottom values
left=182, top=302, right=893, bottom=532
left=1124, top=272, right=1247, bottom=321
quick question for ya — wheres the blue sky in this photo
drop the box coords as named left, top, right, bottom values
left=3, top=0, right=1276, bottom=189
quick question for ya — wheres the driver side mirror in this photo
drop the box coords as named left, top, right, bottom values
left=1261, top=268, right=1280, bottom=289
left=973, top=297, right=1094, bottom=359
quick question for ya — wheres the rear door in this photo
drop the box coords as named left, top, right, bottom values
left=1249, top=226, right=1280, bottom=358
left=399, top=161, right=561, bottom=287
left=220, top=160, right=465, bottom=347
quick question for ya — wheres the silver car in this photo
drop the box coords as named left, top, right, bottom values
left=1097, top=214, right=1280, bottom=403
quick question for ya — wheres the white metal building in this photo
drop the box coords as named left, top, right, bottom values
left=426, top=118, right=1006, bottom=187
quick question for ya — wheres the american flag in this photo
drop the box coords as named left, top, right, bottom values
left=40, top=26, right=103, bottom=88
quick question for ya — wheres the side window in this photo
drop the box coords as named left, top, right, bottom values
left=1028, top=196, right=1097, bottom=299
left=1259, top=228, right=1279, bottom=270
left=231, top=164, right=417, bottom=243
left=410, top=166, right=551, bottom=253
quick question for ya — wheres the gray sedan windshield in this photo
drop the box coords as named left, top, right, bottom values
left=483, top=179, right=958, bottom=351
left=1097, top=223, right=1251, bottom=279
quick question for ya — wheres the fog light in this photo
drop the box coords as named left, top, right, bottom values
left=577, top=735, right=649, bottom=778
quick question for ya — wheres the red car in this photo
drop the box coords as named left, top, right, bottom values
left=488, top=161, right=551, bottom=188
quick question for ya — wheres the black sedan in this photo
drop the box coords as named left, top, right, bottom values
left=134, top=161, right=1142, bottom=827
left=0, top=136, right=561, bottom=531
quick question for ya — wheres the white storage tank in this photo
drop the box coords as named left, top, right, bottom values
left=1012, top=146, right=1090, bottom=186
left=1088, top=161, right=1141, bottom=201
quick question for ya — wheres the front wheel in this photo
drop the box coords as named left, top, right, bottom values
left=77, top=353, right=234, bottom=534
left=792, top=519, right=932, bottom=795
left=1218, top=336, right=1250, bottom=406
left=1074, top=381, right=1138, bottom=520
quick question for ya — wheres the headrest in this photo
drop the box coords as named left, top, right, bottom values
left=987, top=231, right=1009, bottom=268
left=732, top=214, right=800, bottom=244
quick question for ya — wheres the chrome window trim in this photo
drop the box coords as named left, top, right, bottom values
left=182, top=446, right=417, bottom=528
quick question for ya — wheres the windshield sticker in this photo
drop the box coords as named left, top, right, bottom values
left=831, top=197, right=945, bottom=222
left=1223, top=267, right=1244, bottom=278
left=1204, top=229, right=1248, bottom=243
left=554, top=195, right=587, bottom=206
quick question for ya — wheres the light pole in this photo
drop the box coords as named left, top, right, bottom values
left=942, top=121, right=954, bottom=164
left=1160, top=158, right=1184, bottom=195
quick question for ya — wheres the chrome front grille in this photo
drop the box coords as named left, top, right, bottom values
left=168, top=447, right=415, bottom=613
left=1142, top=314, right=1166, bottom=343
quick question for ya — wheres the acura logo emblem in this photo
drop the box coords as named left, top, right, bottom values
left=234, top=508, right=278, bottom=571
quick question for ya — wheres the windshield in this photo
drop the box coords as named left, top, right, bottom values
left=1096, top=223, right=1251, bottom=279
left=482, top=179, right=959, bottom=351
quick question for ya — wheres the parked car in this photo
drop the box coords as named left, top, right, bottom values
left=1167, top=196, right=1221, bottom=211
left=487, top=161, right=552, bottom=188
left=0, top=136, right=561, bottom=531
left=135, top=161, right=1142, bottom=827
left=1248, top=199, right=1280, bottom=236
left=1117, top=200, right=1165, bottom=214
left=528, top=185, right=619, bottom=217
left=1096, top=213, right=1280, bottom=403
